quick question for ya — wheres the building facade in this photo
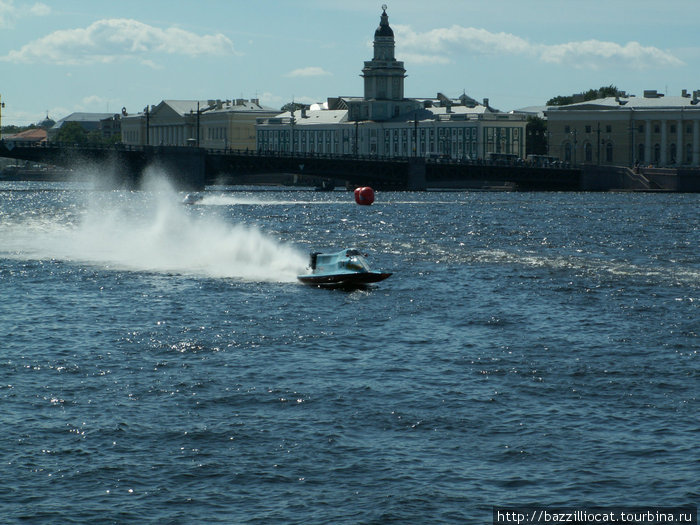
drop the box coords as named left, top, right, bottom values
left=121, top=99, right=278, bottom=150
left=256, top=7, right=526, bottom=161
left=547, top=90, right=700, bottom=167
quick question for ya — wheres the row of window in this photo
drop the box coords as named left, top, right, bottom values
left=639, top=142, right=695, bottom=163
left=640, top=123, right=695, bottom=135
left=563, top=141, right=696, bottom=164
left=565, top=124, right=696, bottom=135
left=258, top=128, right=521, bottom=158
left=258, top=126, right=518, bottom=143
left=122, top=130, right=139, bottom=143
left=207, top=127, right=227, bottom=140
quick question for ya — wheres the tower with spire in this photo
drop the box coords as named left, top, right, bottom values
left=347, top=5, right=419, bottom=122
left=256, top=4, right=527, bottom=161
left=362, top=5, right=405, bottom=101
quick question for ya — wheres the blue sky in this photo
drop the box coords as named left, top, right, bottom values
left=1, top=0, right=698, bottom=126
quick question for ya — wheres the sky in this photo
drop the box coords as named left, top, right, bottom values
left=1, top=0, right=699, bottom=126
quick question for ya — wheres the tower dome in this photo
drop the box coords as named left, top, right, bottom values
left=361, top=4, right=406, bottom=103
left=374, top=5, right=394, bottom=37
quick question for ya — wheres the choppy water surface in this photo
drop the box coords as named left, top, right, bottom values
left=1, top=179, right=697, bottom=524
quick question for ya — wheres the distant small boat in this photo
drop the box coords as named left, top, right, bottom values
left=297, top=248, right=392, bottom=286
left=314, top=180, right=335, bottom=191
left=182, top=193, right=204, bottom=205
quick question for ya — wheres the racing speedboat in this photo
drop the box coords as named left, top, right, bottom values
left=297, top=248, right=392, bottom=286
left=182, top=193, right=204, bottom=205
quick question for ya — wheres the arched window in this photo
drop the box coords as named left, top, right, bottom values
left=654, top=144, right=661, bottom=164
left=564, top=143, right=572, bottom=162
left=686, top=143, right=693, bottom=164
left=638, top=143, right=645, bottom=163
left=584, top=143, right=592, bottom=162
left=606, top=142, right=613, bottom=163
left=670, top=143, right=677, bottom=163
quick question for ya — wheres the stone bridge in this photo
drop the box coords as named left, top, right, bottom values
left=0, top=140, right=583, bottom=191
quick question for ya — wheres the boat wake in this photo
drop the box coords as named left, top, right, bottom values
left=189, top=193, right=353, bottom=207
left=0, top=183, right=307, bottom=282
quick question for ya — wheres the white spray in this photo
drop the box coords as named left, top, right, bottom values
left=1, top=172, right=308, bottom=282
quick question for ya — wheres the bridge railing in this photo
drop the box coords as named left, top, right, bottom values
left=205, top=147, right=572, bottom=169
left=205, top=147, right=418, bottom=164
left=0, top=139, right=147, bottom=152
left=1, top=139, right=574, bottom=170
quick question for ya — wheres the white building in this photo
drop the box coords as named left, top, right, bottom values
left=256, top=6, right=526, bottom=161
left=121, top=99, right=278, bottom=150
left=547, top=90, right=700, bottom=167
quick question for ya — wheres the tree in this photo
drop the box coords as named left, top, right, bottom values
left=526, top=116, right=548, bottom=156
left=55, top=121, right=87, bottom=144
left=547, top=85, right=624, bottom=106
left=1, top=125, right=24, bottom=135
left=38, top=117, right=56, bottom=129
left=281, top=102, right=307, bottom=113
left=547, top=95, right=574, bottom=106
left=86, top=129, right=121, bottom=145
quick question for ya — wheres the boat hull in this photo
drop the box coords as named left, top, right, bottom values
left=297, top=271, right=392, bottom=286
left=297, top=248, right=392, bottom=287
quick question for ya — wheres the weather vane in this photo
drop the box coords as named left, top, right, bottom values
left=382, top=4, right=387, bottom=11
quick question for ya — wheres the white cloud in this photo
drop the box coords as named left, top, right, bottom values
left=259, top=92, right=285, bottom=109
left=285, top=66, right=332, bottom=78
left=539, top=40, right=684, bottom=69
left=28, top=2, right=49, bottom=16
left=0, top=18, right=238, bottom=65
left=395, top=24, right=684, bottom=69
left=81, top=95, right=108, bottom=107
left=0, top=0, right=50, bottom=28
left=259, top=92, right=318, bottom=110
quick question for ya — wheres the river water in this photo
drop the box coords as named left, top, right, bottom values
left=0, top=175, right=697, bottom=524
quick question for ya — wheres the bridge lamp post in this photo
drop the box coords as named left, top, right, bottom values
left=145, top=105, right=150, bottom=146
left=190, top=102, right=215, bottom=148
left=0, top=95, right=4, bottom=140
left=354, top=120, right=359, bottom=156
left=569, top=128, right=578, bottom=166
left=628, top=122, right=635, bottom=168
left=412, top=111, right=418, bottom=157
left=196, top=102, right=201, bottom=146
left=290, top=113, right=296, bottom=155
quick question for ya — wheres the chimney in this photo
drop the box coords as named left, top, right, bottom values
left=482, top=98, right=489, bottom=108
left=301, top=107, right=307, bottom=118
left=682, top=89, right=690, bottom=98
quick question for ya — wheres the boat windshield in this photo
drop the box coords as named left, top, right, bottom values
left=346, top=254, right=371, bottom=272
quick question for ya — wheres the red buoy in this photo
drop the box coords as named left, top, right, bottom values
left=354, top=186, right=375, bottom=205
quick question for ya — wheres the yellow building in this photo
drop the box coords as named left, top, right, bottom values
left=547, top=90, right=700, bottom=167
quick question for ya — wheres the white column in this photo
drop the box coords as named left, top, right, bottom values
left=693, top=120, right=700, bottom=167
left=645, top=120, right=652, bottom=164
left=660, top=120, right=667, bottom=166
